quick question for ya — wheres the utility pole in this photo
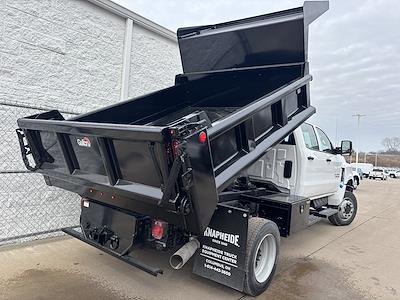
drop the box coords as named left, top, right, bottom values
left=335, top=117, right=338, bottom=146
left=352, top=114, right=366, bottom=170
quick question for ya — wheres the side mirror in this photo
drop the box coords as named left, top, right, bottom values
left=340, top=140, right=352, bottom=155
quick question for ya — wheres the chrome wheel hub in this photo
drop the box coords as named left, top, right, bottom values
left=338, top=198, right=354, bottom=220
left=254, top=233, right=276, bottom=283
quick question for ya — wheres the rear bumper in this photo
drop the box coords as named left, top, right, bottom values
left=62, top=226, right=163, bottom=276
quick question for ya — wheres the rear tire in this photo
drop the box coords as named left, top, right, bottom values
left=243, top=218, right=280, bottom=296
left=329, top=191, right=357, bottom=226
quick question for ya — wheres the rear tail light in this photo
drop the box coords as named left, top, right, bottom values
left=199, top=131, right=207, bottom=143
left=151, top=220, right=167, bottom=240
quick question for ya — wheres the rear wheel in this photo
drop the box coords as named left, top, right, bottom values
left=243, top=218, right=280, bottom=296
left=329, top=191, right=357, bottom=226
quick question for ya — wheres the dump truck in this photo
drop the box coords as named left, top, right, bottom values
left=15, top=2, right=355, bottom=296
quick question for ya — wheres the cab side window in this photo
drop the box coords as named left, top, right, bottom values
left=301, top=124, right=319, bottom=151
left=316, top=128, right=333, bottom=152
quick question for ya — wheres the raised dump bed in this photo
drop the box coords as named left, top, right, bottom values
left=17, top=65, right=312, bottom=234
left=16, top=2, right=328, bottom=295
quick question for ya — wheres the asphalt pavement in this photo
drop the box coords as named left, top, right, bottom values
left=0, top=178, right=399, bottom=300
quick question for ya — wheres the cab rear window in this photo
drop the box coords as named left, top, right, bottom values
left=280, top=134, right=295, bottom=145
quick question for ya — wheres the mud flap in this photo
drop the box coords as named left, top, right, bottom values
left=192, top=204, right=249, bottom=291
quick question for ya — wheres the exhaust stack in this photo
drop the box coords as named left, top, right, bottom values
left=169, top=239, right=200, bottom=269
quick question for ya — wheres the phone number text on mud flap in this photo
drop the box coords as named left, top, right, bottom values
left=204, top=259, right=232, bottom=277
left=200, top=244, right=239, bottom=277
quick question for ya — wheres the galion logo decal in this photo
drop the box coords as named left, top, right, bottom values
left=76, top=136, right=91, bottom=148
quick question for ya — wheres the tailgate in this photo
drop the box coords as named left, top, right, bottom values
left=16, top=110, right=218, bottom=234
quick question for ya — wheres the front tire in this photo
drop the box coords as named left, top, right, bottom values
left=329, top=191, right=357, bottom=226
left=243, top=218, right=280, bottom=296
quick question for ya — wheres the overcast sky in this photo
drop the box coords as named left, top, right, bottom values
left=115, top=0, right=399, bottom=152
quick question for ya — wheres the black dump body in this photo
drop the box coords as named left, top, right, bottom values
left=16, top=2, right=328, bottom=235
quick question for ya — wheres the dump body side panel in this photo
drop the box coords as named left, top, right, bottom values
left=17, top=112, right=219, bottom=234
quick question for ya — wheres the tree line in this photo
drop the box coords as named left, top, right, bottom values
left=381, top=137, right=400, bottom=154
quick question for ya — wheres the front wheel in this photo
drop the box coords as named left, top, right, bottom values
left=243, top=218, right=280, bottom=296
left=329, top=191, right=358, bottom=226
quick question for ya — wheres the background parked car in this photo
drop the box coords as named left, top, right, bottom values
left=388, top=170, right=400, bottom=178
left=369, top=168, right=388, bottom=180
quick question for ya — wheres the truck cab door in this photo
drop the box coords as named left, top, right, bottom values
left=298, top=123, right=326, bottom=197
left=314, top=126, right=342, bottom=193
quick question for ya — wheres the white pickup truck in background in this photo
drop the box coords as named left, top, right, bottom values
left=369, top=168, right=388, bottom=180
left=351, top=163, right=373, bottom=178
left=248, top=122, right=357, bottom=225
left=388, top=170, right=400, bottom=178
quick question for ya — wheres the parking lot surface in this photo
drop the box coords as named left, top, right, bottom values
left=0, top=179, right=399, bottom=300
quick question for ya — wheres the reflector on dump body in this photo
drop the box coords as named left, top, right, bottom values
left=177, top=1, right=329, bottom=73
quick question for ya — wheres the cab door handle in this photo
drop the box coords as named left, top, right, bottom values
left=326, top=158, right=332, bottom=162
left=307, top=156, right=315, bottom=160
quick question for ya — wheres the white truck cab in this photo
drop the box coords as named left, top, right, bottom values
left=248, top=123, right=356, bottom=224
